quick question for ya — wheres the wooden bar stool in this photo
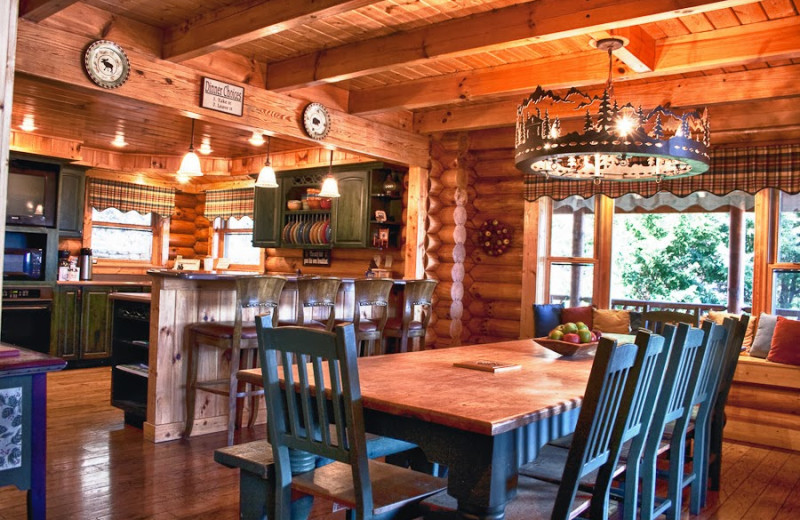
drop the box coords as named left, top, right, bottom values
left=351, top=278, right=395, bottom=356
left=383, top=279, right=437, bottom=353
left=279, top=276, right=341, bottom=331
left=184, top=275, right=286, bottom=446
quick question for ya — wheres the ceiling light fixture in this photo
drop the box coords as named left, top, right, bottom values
left=111, top=131, right=128, bottom=148
left=255, top=136, right=278, bottom=188
left=177, top=118, right=203, bottom=179
left=515, top=37, right=710, bottom=182
left=20, top=114, right=36, bottom=132
left=248, top=131, right=265, bottom=146
left=318, top=149, right=340, bottom=198
left=198, top=136, right=213, bottom=155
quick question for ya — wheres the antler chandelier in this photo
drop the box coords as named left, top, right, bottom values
left=515, top=38, right=710, bottom=182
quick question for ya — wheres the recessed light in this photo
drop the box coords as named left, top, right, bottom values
left=20, top=114, right=36, bottom=132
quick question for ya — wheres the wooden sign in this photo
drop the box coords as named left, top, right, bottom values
left=201, top=77, right=244, bottom=116
left=303, top=249, right=330, bottom=266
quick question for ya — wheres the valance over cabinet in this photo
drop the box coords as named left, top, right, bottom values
left=88, top=179, right=176, bottom=218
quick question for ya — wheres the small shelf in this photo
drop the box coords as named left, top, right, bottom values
left=369, top=220, right=402, bottom=226
left=284, top=209, right=331, bottom=216
left=116, top=363, right=149, bottom=378
left=115, top=338, right=149, bottom=350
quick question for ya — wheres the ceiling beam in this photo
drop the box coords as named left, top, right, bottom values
left=18, top=0, right=79, bottom=22
left=265, top=0, right=759, bottom=91
left=352, top=16, right=800, bottom=114
left=412, top=64, right=800, bottom=134
left=14, top=20, right=430, bottom=168
left=162, top=0, right=380, bottom=63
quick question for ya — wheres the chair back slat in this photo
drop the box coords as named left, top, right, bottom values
left=693, top=321, right=729, bottom=408
left=661, top=323, right=706, bottom=424
left=311, top=358, right=332, bottom=448
left=716, top=315, right=749, bottom=410
left=641, top=310, right=698, bottom=333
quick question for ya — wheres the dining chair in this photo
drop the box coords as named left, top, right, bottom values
left=383, top=279, right=437, bottom=353
left=624, top=322, right=712, bottom=520
left=184, top=275, right=286, bottom=446
left=707, top=314, right=750, bottom=495
left=256, top=321, right=447, bottom=520
left=519, top=328, right=675, bottom=519
left=423, top=334, right=651, bottom=520
left=279, top=276, right=341, bottom=331
left=641, top=309, right=698, bottom=333
left=351, top=278, right=395, bottom=356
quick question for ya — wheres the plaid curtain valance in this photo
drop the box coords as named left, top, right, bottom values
left=524, top=144, right=800, bottom=202
left=205, top=187, right=255, bottom=220
left=88, top=179, right=176, bottom=217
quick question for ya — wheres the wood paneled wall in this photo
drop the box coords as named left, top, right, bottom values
left=427, top=130, right=525, bottom=347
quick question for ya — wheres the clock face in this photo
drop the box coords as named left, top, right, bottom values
left=302, top=102, right=331, bottom=140
left=84, top=40, right=130, bottom=89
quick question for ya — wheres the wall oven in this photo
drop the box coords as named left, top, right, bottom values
left=1, top=286, right=52, bottom=354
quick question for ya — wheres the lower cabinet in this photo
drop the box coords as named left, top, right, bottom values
left=109, top=295, right=151, bottom=427
left=51, top=285, right=146, bottom=364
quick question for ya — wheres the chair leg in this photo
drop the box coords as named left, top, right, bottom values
left=228, top=344, right=242, bottom=446
left=638, top=444, right=660, bottom=520
left=666, top=433, right=687, bottom=520
left=184, top=331, right=199, bottom=439
left=690, top=425, right=709, bottom=514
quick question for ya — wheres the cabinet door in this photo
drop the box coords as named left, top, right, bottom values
left=80, top=286, right=113, bottom=359
left=58, top=167, right=86, bottom=236
left=252, top=184, right=282, bottom=247
left=331, top=171, right=369, bottom=247
left=51, top=287, right=80, bottom=360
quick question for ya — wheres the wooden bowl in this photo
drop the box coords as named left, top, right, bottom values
left=534, top=337, right=598, bottom=357
left=287, top=200, right=302, bottom=211
left=306, top=198, right=322, bottom=210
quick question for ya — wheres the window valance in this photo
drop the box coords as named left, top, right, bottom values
left=524, top=144, right=800, bottom=202
left=205, top=187, right=254, bottom=220
left=88, top=179, right=176, bottom=217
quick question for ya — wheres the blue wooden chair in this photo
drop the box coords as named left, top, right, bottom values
left=256, top=321, right=446, bottom=520
left=520, top=327, right=676, bottom=519
left=423, top=334, right=651, bottom=520
left=623, top=322, right=712, bottom=520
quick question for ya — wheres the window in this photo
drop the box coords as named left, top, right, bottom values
left=91, top=207, right=156, bottom=261
left=772, top=192, right=800, bottom=317
left=214, top=216, right=262, bottom=266
left=547, top=197, right=595, bottom=307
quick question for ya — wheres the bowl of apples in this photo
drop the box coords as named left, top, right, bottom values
left=535, top=321, right=600, bottom=356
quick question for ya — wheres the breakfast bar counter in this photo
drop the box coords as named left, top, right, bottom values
left=144, top=270, right=405, bottom=442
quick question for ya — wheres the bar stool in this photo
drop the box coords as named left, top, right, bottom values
left=383, top=279, right=437, bottom=353
left=184, top=275, right=286, bottom=446
left=351, top=278, right=395, bottom=356
left=279, top=276, right=341, bottom=331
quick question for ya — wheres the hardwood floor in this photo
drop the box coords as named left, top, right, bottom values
left=1, top=367, right=798, bottom=519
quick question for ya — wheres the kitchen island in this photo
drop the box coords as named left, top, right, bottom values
left=144, top=270, right=405, bottom=442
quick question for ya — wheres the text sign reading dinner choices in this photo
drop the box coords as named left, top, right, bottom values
left=201, top=77, right=244, bottom=117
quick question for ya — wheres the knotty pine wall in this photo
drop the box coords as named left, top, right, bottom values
left=427, top=130, right=525, bottom=347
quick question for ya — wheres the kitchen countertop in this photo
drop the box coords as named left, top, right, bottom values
left=146, top=269, right=406, bottom=283
left=108, top=292, right=152, bottom=303
left=56, top=280, right=152, bottom=286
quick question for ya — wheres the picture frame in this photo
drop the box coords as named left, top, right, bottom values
left=375, top=210, right=387, bottom=223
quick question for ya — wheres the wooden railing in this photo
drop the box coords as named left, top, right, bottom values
left=550, top=296, right=800, bottom=319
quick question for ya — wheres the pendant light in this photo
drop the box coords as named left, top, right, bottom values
left=177, top=119, right=203, bottom=179
left=255, top=136, right=279, bottom=188
left=318, top=149, right=340, bottom=198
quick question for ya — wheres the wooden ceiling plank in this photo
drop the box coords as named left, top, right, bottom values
left=760, top=0, right=797, bottom=19
left=351, top=16, right=800, bottom=113
left=162, top=0, right=381, bottom=62
left=732, top=2, right=768, bottom=23
left=411, top=64, right=800, bottom=133
left=19, top=0, right=79, bottom=22
left=264, top=0, right=759, bottom=91
left=14, top=19, right=430, bottom=167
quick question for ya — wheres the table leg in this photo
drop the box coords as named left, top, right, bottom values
left=30, top=373, right=46, bottom=520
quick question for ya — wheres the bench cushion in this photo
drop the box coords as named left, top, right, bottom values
left=767, top=316, right=800, bottom=366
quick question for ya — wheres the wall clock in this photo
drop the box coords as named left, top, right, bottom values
left=302, top=102, right=331, bottom=140
left=83, top=40, right=130, bottom=89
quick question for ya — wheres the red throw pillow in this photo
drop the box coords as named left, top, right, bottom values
left=767, top=316, right=800, bottom=366
left=561, top=306, right=593, bottom=329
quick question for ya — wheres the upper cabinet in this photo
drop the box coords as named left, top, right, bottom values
left=252, top=162, right=405, bottom=250
left=57, top=165, right=86, bottom=237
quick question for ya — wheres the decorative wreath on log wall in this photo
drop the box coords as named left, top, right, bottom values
left=479, top=219, right=512, bottom=256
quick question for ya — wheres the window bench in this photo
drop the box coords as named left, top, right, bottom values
left=725, top=355, right=800, bottom=452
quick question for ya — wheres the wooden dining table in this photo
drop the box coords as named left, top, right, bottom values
left=239, top=339, right=595, bottom=520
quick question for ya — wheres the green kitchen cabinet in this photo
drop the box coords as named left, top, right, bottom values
left=252, top=183, right=282, bottom=247
left=57, top=166, right=86, bottom=237
left=331, top=170, right=369, bottom=247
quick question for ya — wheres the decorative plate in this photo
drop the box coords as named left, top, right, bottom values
left=84, top=40, right=130, bottom=89
left=302, top=102, right=331, bottom=140
left=535, top=337, right=598, bottom=357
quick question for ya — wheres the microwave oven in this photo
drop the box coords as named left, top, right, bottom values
left=3, top=248, right=43, bottom=280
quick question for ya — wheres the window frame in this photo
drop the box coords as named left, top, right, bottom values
left=212, top=216, right=264, bottom=270
left=87, top=206, right=167, bottom=268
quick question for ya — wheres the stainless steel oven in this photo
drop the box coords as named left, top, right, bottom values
left=1, top=286, right=53, bottom=354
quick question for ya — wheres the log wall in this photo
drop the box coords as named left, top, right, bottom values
left=427, top=130, right=524, bottom=346
left=169, top=191, right=208, bottom=260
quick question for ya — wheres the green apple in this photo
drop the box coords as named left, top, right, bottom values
left=562, top=322, right=578, bottom=334
left=575, top=321, right=588, bottom=330
left=548, top=329, right=564, bottom=340
left=578, top=329, right=593, bottom=343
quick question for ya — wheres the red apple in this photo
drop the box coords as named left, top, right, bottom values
left=562, top=333, right=580, bottom=344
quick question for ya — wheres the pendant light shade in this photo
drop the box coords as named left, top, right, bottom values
left=255, top=136, right=279, bottom=188
left=177, top=119, right=203, bottom=178
left=318, top=149, right=340, bottom=198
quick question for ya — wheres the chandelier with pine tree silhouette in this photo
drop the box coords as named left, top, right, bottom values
left=515, top=38, right=710, bottom=181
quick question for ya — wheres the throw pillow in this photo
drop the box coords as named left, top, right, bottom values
left=742, top=314, right=758, bottom=351
left=767, top=316, right=800, bottom=366
left=533, top=303, right=563, bottom=337
left=561, top=306, right=593, bottom=329
left=705, top=310, right=740, bottom=325
left=593, top=309, right=630, bottom=334
left=750, top=313, right=778, bottom=358
left=629, top=311, right=643, bottom=332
